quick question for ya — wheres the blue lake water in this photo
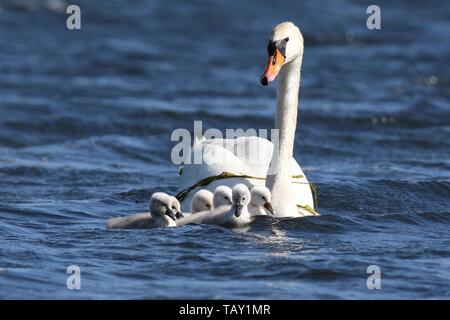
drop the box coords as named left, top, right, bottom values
left=0, top=0, right=449, bottom=299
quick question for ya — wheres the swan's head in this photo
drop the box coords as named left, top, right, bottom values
left=250, top=186, right=274, bottom=215
left=191, top=189, right=213, bottom=213
left=149, top=192, right=177, bottom=221
left=170, top=196, right=183, bottom=219
left=213, top=185, right=232, bottom=208
left=232, top=184, right=250, bottom=217
left=260, top=21, right=304, bottom=86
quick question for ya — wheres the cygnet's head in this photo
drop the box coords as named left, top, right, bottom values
left=260, top=21, right=304, bottom=86
left=191, top=189, right=213, bottom=213
left=149, top=192, right=176, bottom=221
left=250, top=186, right=274, bottom=215
left=170, top=196, right=183, bottom=219
left=232, top=184, right=251, bottom=217
left=213, top=185, right=232, bottom=208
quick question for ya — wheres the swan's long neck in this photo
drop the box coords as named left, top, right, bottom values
left=275, top=55, right=301, bottom=165
left=266, top=54, right=302, bottom=215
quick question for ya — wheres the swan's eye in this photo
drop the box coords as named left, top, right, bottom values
left=172, top=206, right=176, bottom=210
left=284, top=37, right=289, bottom=42
left=262, top=196, right=266, bottom=201
left=242, top=197, right=246, bottom=201
left=225, top=196, right=229, bottom=200
left=206, top=204, right=211, bottom=208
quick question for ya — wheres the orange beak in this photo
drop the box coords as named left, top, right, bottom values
left=260, top=49, right=285, bottom=86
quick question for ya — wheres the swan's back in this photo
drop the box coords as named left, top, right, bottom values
left=177, top=136, right=315, bottom=216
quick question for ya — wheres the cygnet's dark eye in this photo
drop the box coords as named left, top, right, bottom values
left=172, top=206, right=176, bottom=210
left=284, top=37, right=289, bottom=42
left=225, top=196, right=229, bottom=200
left=242, top=197, right=246, bottom=201
left=262, top=196, right=266, bottom=201
left=206, top=204, right=211, bottom=208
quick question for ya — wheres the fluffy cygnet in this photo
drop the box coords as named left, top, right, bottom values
left=190, top=189, right=214, bottom=213
left=176, top=184, right=251, bottom=227
left=248, top=186, right=274, bottom=216
left=212, top=185, right=232, bottom=208
left=106, top=192, right=179, bottom=229
left=170, top=196, right=184, bottom=219
left=224, top=183, right=252, bottom=226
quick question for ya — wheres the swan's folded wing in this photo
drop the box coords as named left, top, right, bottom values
left=204, top=136, right=274, bottom=177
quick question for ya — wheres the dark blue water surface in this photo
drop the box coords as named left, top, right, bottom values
left=0, top=0, right=449, bottom=299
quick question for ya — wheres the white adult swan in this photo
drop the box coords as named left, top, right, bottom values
left=177, top=22, right=317, bottom=218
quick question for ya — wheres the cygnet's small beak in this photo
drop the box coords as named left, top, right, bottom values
left=263, top=202, right=274, bottom=215
left=234, top=204, right=244, bottom=217
left=260, top=49, right=285, bottom=86
left=166, top=209, right=177, bottom=221
left=175, top=211, right=184, bottom=219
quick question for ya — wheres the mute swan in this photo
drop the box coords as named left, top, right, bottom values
left=248, top=186, right=274, bottom=216
left=177, top=22, right=316, bottom=218
left=190, top=189, right=213, bottom=214
left=212, top=185, right=232, bottom=208
left=224, top=183, right=252, bottom=226
left=170, top=195, right=184, bottom=219
left=176, top=184, right=250, bottom=226
left=106, top=192, right=178, bottom=229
